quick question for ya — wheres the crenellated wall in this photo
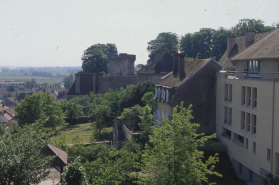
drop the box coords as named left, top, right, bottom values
left=107, top=53, right=136, bottom=77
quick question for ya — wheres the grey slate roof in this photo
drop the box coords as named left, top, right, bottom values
left=232, top=28, right=279, bottom=61
left=218, top=31, right=273, bottom=70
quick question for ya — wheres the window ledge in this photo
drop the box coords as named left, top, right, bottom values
left=267, top=159, right=271, bottom=162
left=253, top=107, right=257, bottom=109
left=253, top=151, right=256, bottom=154
left=251, top=133, right=256, bottom=137
left=234, top=140, right=244, bottom=147
left=241, top=129, right=245, bottom=132
left=221, top=134, right=231, bottom=140
left=246, top=131, right=251, bottom=134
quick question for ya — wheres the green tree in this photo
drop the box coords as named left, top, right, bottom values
left=147, top=32, right=179, bottom=55
left=0, top=123, right=54, bottom=185
left=141, top=103, right=220, bottom=184
left=120, top=81, right=155, bottom=111
left=54, top=135, right=68, bottom=152
left=231, top=19, right=276, bottom=36
left=141, top=91, right=155, bottom=110
left=62, top=158, right=88, bottom=185
left=81, top=43, right=117, bottom=73
left=15, top=92, right=65, bottom=129
left=180, top=33, right=193, bottom=58
left=0, top=124, right=5, bottom=137
left=8, top=86, right=15, bottom=92
left=118, top=104, right=144, bottom=120
left=64, top=73, right=74, bottom=90
left=64, top=98, right=83, bottom=124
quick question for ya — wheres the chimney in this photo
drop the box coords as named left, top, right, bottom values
left=245, top=28, right=255, bottom=47
left=227, top=33, right=236, bottom=56
left=178, top=53, right=185, bottom=75
left=173, top=53, right=179, bottom=74
left=196, top=52, right=203, bottom=59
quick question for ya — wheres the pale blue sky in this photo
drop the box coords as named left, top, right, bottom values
left=0, top=0, right=278, bottom=67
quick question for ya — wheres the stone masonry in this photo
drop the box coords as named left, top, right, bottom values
left=107, top=53, right=136, bottom=77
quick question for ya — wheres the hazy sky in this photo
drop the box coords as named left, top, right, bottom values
left=0, top=0, right=278, bottom=67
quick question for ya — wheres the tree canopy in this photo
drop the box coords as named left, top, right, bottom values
left=0, top=123, right=54, bottom=185
left=81, top=43, right=117, bottom=73
left=231, top=19, right=275, bottom=36
left=147, top=32, right=179, bottom=55
left=15, top=92, right=65, bottom=129
left=141, top=103, right=221, bottom=184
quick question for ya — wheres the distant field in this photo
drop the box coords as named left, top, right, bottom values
left=0, top=75, right=64, bottom=84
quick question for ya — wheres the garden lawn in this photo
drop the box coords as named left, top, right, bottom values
left=51, top=123, right=113, bottom=144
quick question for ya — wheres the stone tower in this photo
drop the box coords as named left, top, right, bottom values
left=107, top=53, right=136, bottom=77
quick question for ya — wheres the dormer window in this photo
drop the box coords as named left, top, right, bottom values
left=247, top=60, right=260, bottom=73
left=161, top=89, right=165, bottom=101
left=155, top=88, right=157, bottom=98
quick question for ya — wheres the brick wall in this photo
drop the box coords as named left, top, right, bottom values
left=171, top=61, right=221, bottom=135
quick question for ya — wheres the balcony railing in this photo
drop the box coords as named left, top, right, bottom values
left=227, top=71, right=279, bottom=79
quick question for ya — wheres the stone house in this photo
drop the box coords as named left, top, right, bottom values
left=154, top=53, right=222, bottom=135
left=218, top=28, right=273, bottom=70
left=216, top=28, right=279, bottom=185
left=137, top=52, right=174, bottom=84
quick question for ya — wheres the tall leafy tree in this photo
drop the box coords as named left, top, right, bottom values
left=62, top=158, right=88, bottom=185
left=141, top=103, right=221, bottom=184
left=0, top=123, right=54, bottom=185
left=180, top=33, right=193, bottom=58
left=15, top=92, right=65, bottom=129
left=64, top=98, right=83, bottom=124
left=147, top=32, right=179, bottom=55
left=81, top=43, right=117, bottom=73
left=231, top=19, right=275, bottom=36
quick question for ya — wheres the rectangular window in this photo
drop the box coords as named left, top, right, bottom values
left=229, top=84, right=232, bottom=102
left=224, top=107, right=228, bottom=123
left=156, top=110, right=160, bottom=122
left=161, top=90, right=165, bottom=101
left=253, top=88, right=257, bottom=108
left=253, top=142, right=256, bottom=153
left=242, top=86, right=246, bottom=105
left=252, top=115, right=256, bottom=135
left=229, top=108, right=232, bottom=125
left=225, top=84, right=228, bottom=101
left=241, top=112, right=245, bottom=130
left=267, top=149, right=271, bottom=161
left=248, top=60, right=260, bottom=73
left=234, top=133, right=244, bottom=146
left=247, top=87, right=251, bottom=106
left=222, top=128, right=231, bottom=140
left=245, top=138, right=248, bottom=149
left=166, top=90, right=169, bottom=102
left=155, top=88, right=157, bottom=98
left=246, top=113, right=251, bottom=132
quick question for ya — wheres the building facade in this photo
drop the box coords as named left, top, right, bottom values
left=216, top=28, right=279, bottom=185
left=154, top=53, right=222, bottom=135
left=137, top=52, right=174, bottom=84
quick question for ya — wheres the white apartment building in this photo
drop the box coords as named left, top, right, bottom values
left=216, top=28, right=279, bottom=185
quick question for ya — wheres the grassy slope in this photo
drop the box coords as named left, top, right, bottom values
left=51, top=123, right=113, bottom=144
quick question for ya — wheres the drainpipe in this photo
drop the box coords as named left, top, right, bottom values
left=271, top=79, right=275, bottom=175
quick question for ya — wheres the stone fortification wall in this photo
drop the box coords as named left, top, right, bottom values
left=107, top=53, right=136, bottom=77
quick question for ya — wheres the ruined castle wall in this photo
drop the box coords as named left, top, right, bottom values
left=107, top=53, right=136, bottom=77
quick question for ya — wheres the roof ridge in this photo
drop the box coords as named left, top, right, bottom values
left=48, top=143, right=67, bottom=154
left=231, top=28, right=278, bottom=60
